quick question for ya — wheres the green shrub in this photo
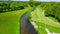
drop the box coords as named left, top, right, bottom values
left=0, top=2, right=29, bottom=13
left=39, top=2, right=60, bottom=22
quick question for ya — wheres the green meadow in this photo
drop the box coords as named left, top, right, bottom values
left=0, top=7, right=32, bottom=34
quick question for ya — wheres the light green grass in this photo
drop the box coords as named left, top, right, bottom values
left=0, top=7, right=32, bottom=34
left=48, top=16, right=59, bottom=23
left=30, top=6, right=60, bottom=34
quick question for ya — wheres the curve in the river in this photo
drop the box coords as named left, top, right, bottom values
left=20, top=11, right=37, bottom=34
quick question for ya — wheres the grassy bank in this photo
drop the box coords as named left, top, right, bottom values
left=0, top=7, right=32, bottom=34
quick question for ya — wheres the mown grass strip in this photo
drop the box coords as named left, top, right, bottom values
left=0, top=7, right=32, bottom=34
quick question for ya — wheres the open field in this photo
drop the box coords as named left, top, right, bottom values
left=0, top=7, right=32, bottom=34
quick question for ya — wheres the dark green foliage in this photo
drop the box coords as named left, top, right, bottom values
left=0, top=2, right=29, bottom=13
left=39, top=2, right=60, bottom=22
left=0, top=2, right=9, bottom=12
left=0, top=1, right=40, bottom=13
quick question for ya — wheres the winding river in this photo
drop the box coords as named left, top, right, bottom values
left=20, top=11, right=37, bottom=34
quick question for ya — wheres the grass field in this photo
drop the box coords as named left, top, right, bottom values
left=0, top=7, right=32, bottom=34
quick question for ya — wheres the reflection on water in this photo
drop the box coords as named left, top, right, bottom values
left=20, top=11, right=37, bottom=34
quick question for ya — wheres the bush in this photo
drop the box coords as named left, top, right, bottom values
left=0, top=2, right=29, bottom=13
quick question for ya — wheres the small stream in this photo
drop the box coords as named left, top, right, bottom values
left=20, top=11, right=37, bottom=34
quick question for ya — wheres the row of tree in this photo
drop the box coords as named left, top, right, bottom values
left=0, top=2, right=29, bottom=13
left=0, top=1, right=42, bottom=13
